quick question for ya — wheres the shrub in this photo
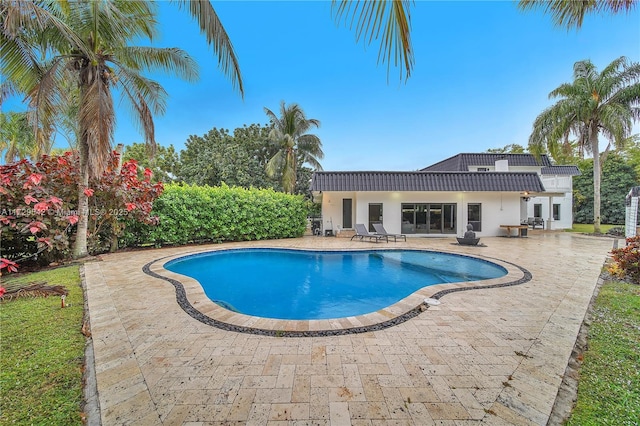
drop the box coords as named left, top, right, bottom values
left=1, top=155, right=78, bottom=266
left=0, top=152, right=162, bottom=270
left=605, top=226, right=625, bottom=237
left=609, top=236, right=640, bottom=284
left=122, top=183, right=307, bottom=247
left=85, top=157, right=163, bottom=253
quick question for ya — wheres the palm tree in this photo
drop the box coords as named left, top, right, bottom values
left=518, top=0, right=637, bottom=29
left=2, top=0, right=411, bottom=257
left=0, top=111, right=37, bottom=163
left=1, top=1, right=202, bottom=257
left=264, top=102, right=324, bottom=194
left=528, top=56, right=640, bottom=233
left=1, top=0, right=245, bottom=258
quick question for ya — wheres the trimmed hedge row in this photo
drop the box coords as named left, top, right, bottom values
left=123, top=184, right=307, bottom=247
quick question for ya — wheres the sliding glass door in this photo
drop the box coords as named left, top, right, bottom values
left=368, top=203, right=383, bottom=232
left=401, top=203, right=456, bottom=234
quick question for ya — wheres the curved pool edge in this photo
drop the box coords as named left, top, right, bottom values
left=143, top=248, right=531, bottom=337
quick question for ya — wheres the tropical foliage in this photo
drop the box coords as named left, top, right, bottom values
left=331, top=0, right=414, bottom=81
left=0, top=0, right=244, bottom=259
left=124, top=142, right=180, bottom=183
left=486, top=144, right=527, bottom=154
left=177, top=125, right=276, bottom=189
left=0, top=152, right=162, bottom=269
left=518, top=0, right=637, bottom=29
left=573, top=153, right=638, bottom=225
left=609, top=236, right=640, bottom=283
left=528, top=56, right=640, bottom=233
left=122, top=184, right=307, bottom=247
left=264, top=102, right=324, bottom=194
left=0, top=111, right=39, bottom=163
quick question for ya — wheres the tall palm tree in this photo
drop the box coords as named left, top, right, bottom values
left=0, top=1, right=203, bottom=257
left=264, top=102, right=324, bottom=194
left=528, top=56, right=640, bottom=233
left=518, top=0, right=637, bottom=29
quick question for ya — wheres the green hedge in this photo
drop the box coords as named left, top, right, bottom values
left=123, top=183, right=307, bottom=246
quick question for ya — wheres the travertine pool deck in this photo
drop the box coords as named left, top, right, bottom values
left=83, top=232, right=614, bottom=425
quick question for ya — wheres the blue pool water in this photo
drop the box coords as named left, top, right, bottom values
left=164, top=249, right=507, bottom=320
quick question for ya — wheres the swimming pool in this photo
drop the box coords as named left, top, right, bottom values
left=164, top=248, right=507, bottom=320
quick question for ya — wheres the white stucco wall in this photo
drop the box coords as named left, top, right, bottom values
left=317, top=159, right=577, bottom=234
left=318, top=191, right=355, bottom=233
left=319, top=191, right=526, bottom=237
left=525, top=194, right=574, bottom=230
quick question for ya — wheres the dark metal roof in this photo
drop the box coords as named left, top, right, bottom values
left=541, top=165, right=581, bottom=176
left=421, top=153, right=553, bottom=171
left=311, top=171, right=545, bottom=192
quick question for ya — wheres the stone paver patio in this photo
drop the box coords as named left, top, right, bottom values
left=83, top=232, right=614, bottom=425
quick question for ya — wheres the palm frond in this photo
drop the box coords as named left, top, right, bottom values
left=114, top=46, right=199, bottom=82
left=517, top=0, right=637, bottom=29
left=171, top=0, right=243, bottom=96
left=1, top=0, right=88, bottom=56
left=332, top=0, right=414, bottom=81
left=0, top=32, right=43, bottom=96
left=265, top=149, right=285, bottom=178
left=117, top=68, right=168, bottom=116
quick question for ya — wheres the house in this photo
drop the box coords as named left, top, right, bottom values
left=310, top=153, right=580, bottom=237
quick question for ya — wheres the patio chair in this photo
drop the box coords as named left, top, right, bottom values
left=527, top=217, right=545, bottom=229
left=351, top=224, right=388, bottom=243
left=373, top=223, right=407, bottom=242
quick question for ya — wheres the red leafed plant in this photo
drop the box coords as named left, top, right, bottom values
left=0, top=155, right=77, bottom=269
left=86, top=156, right=163, bottom=254
left=0, top=151, right=163, bottom=272
left=609, top=236, right=640, bottom=284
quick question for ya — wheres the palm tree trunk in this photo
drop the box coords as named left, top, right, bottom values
left=73, top=141, right=90, bottom=259
left=109, top=144, right=124, bottom=253
left=590, top=124, right=602, bottom=234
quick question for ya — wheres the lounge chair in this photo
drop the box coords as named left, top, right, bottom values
left=527, top=217, right=545, bottom=229
left=373, top=223, right=406, bottom=242
left=351, top=223, right=388, bottom=243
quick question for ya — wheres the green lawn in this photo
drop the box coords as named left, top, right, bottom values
left=565, top=223, right=619, bottom=234
left=0, top=266, right=86, bottom=425
left=567, top=279, right=640, bottom=425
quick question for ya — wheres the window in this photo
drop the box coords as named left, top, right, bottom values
left=534, top=203, right=542, bottom=218
left=401, top=203, right=456, bottom=234
left=468, top=203, right=482, bottom=232
left=477, top=167, right=489, bottom=172
left=553, top=204, right=561, bottom=220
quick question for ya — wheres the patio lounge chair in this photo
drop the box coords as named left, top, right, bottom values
left=527, top=217, right=545, bottom=229
left=351, top=224, right=388, bottom=243
left=373, top=223, right=407, bottom=242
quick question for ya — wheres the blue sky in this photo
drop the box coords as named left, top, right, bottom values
left=6, top=1, right=640, bottom=171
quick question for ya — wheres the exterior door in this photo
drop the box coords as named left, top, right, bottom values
left=342, top=199, right=352, bottom=229
left=368, top=203, right=383, bottom=232
left=402, top=204, right=415, bottom=233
